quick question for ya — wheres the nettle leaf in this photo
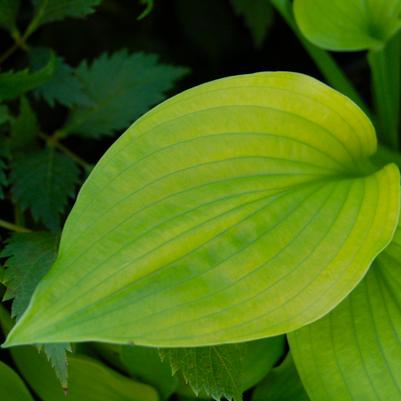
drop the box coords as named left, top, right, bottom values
left=0, top=232, right=71, bottom=387
left=161, top=345, right=244, bottom=401
left=161, top=337, right=285, bottom=401
left=0, top=360, right=34, bottom=401
left=30, top=48, right=91, bottom=108
left=289, top=223, right=401, bottom=401
left=231, top=0, right=273, bottom=47
left=9, top=97, right=39, bottom=153
left=0, top=0, right=20, bottom=35
left=10, top=148, right=80, bottom=230
left=293, top=0, right=401, bottom=51
left=0, top=53, right=56, bottom=102
left=61, top=51, right=189, bottom=138
left=252, top=355, right=310, bottom=401
left=31, top=0, right=101, bottom=26
left=4, top=72, right=400, bottom=348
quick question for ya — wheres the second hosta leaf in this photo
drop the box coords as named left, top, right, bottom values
left=4, top=72, right=400, bottom=348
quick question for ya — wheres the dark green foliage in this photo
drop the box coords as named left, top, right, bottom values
left=0, top=0, right=20, bottom=34
left=61, top=51, right=189, bottom=138
left=10, top=149, right=80, bottom=230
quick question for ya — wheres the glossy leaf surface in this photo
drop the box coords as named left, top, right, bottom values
left=289, top=224, right=401, bottom=401
left=4, top=72, right=400, bottom=348
left=294, top=0, right=401, bottom=51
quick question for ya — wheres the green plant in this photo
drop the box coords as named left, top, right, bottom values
left=1, top=1, right=401, bottom=401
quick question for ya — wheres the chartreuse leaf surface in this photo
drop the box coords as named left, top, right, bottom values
left=289, top=223, right=401, bottom=401
left=0, top=360, right=34, bottom=401
left=293, top=0, right=401, bottom=51
left=4, top=72, right=400, bottom=348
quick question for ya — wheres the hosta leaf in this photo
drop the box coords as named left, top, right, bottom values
left=121, top=345, right=178, bottom=400
left=10, top=148, right=80, bottom=230
left=0, top=53, right=56, bottom=101
left=231, top=0, right=273, bottom=47
left=0, top=360, right=34, bottom=401
left=252, top=354, right=310, bottom=401
left=289, top=223, right=401, bottom=401
left=4, top=72, right=400, bottom=347
left=161, top=337, right=285, bottom=401
left=31, top=0, right=101, bottom=27
left=293, top=0, right=401, bottom=51
left=61, top=51, right=189, bottom=138
left=0, top=0, right=20, bottom=35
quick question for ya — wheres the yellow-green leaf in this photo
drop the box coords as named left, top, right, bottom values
left=3, top=72, right=400, bottom=348
left=289, top=223, right=401, bottom=400
left=293, top=0, right=401, bottom=51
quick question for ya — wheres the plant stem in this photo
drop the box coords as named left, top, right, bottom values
left=39, top=133, right=92, bottom=170
left=0, top=219, right=31, bottom=233
left=368, top=31, right=401, bottom=149
left=270, top=0, right=370, bottom=116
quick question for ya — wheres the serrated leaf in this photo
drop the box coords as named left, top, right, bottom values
left=0, top=232, right=70, bottom=387
left=0, top=360, right=34, bottom=401
left=161, top=345, right=244, bottom=401
left=0, top=53, right=56, bottom=102
left=10, top=148, right=80, bottom=230
left=0, top=0, right=20, bottom=35
left=9, top=97, right=39, bottom=153
left=293, top=0, right=401, bottom=51
left=1, top=232, right=59, bottom=319
left=121, top=345, right=178, bottom=400
left=289, top=223, right=401, bottom=401
left=231, top=0, right=273, bottom=47
left=31, top=0, right=101, bottom=26
left=4, top=72, right=400, bottom=348
left=61, top=50, right=189, bottom=138
left=252, top=355, right=310, bottom=401
left=30, top=48, right=91, bottom=107
left=161, top=337, right=285, bottom=401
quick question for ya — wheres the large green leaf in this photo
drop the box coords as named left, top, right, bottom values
left=3, top=72, right=400, bottom=348
left=289, top=223, right=401, bottom=400
left=0, top=0, right=20, bottom=35
left=293, top=0, right=401, bottom=51
left=0, top=360, right=34, bottom=401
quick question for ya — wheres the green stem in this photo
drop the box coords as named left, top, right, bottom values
left=368, top=31, right=401, bottom=150
left=0, top=219, right=31, bottom=233
left=270, top=0, right=369, bottom=116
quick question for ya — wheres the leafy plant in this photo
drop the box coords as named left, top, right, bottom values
left=1, top=1, right=401, bottom=401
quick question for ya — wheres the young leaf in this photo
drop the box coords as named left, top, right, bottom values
left=61, top=51, right=189, bottom=138
left=0, top=360, right=34, bottom=401
left=252, top=355, right=310, bottom=401
left=0, top=53, right=56, bottom=101
left=10, top=148, right=80, bottom=230
left=3, top=72, right=400, bottom=348
left=31, top=0, right=101, bottom=27
left=160, top=345, right=244, bottom=401
left=0, top=0, right=20, bottom=35
left=9, top=97, right=39, bottom=153
left=289, top=224, right=401, bottom=401
left=0, top=232, right=71, bottom=387
left=293, top=0, right=401, bottom=51
left=30, top=48, right=91, bottom=108
left=121, top=345, right=178, bottom=400
left=231, top=0, right=273, bottom=47
left=161, top=337, right=285, bottom=401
